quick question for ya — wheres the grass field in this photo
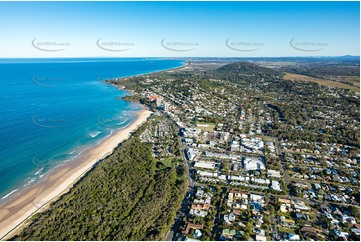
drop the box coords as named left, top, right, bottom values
left=277, top=226, right=296, bottom=234
left=326, top=75, right=360, bottom=88
left=196, top=122, right=216, bottom=132
left=283, top=73, right=359, bottom=93
left=161, top=157, right=175, bottom=167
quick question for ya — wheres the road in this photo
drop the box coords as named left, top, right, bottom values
left=164, top=112, right=197, bottom=241
left=274, top=138, right=290, bottom=186
left=210, top=187, right=227, bottom=240
left=165, top=191, right=192, bottom=241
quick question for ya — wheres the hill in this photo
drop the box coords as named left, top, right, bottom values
left=214, top=61, right=280, bottom=78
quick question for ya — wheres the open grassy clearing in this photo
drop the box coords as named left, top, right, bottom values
left=283, top=73, right=359, bottom=92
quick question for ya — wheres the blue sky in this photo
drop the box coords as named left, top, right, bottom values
left=0, top=1, right=359, bottom=57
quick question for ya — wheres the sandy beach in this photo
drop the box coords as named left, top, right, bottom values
left=0, top=109, right=152, bottom=240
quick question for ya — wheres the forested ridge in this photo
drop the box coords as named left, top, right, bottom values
left=12, top=122, right=186, bottom=240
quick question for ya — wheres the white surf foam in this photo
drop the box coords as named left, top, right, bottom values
left=89, top=131, right=101, bottom=138
left=1, top=189, right=19, bottom=200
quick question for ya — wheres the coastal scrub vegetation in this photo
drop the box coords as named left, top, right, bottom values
left=12, top=120, right=186, bottom=240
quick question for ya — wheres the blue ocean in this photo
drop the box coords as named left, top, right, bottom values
left=0, top=58, right=183, bottom=202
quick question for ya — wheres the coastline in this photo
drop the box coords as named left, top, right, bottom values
left=0, top=108, right=152, bottom=240
left=106, top=60, right=188, bottom=88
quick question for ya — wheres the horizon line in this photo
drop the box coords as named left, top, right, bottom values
left=0, top=55, right=359, bottom=59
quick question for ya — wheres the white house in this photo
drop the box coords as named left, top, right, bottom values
left=271, top=180, right=282, bottom=191
left=243, top=156, right=266, bottom=171
left=194, top=162, right=216, bottom=170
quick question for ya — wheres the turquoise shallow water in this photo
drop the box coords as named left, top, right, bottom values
left=0, top=58, right=183, bottom=201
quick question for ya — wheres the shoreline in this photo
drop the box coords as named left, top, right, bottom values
left=0, top=108, right=152, bottom=240
left=105, top=60, right=188, bottom=89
